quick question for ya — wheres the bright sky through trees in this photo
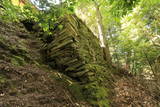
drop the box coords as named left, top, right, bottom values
left=30, top=0, right=61, bottom=10
left=30, top=0, right=61, bottom=5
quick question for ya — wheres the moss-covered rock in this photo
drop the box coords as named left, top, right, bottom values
left=43, top=14, right=113, bottom=106
left=45, top=15, right=107, bottom=80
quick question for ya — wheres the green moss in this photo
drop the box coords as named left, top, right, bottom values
left=0, top=35, right=5, bottom=41
left=68, top=80, right=110, bottom=107
left=10, top=42, right=28, bottom=56
left=79, top=64, right=111, bottom=107
left=83, top=82, right=110, bottom=107
left=68, top=83, right=85, bottom=101
left=84, top=64, right=109, bottom=82
left=0, top=74, right=7, bottom=84
left=11, top=55, right=26, bottom=66
left=91, top=100, right=110, bottom=107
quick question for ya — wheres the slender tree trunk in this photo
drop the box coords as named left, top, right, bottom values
left=59, top=0, right=62, bottom=4
left=131, top=52, right=135, bottom=73
left=143, top=50, right=155, bottom=74
left=93, top=1, right=112, bottom=64
left=125, top=52, right=131, bottom=70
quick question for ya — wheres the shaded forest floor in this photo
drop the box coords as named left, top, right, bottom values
left=0, top=20, right=159, bottom=107
left=111, top=75, right=160, bottom=107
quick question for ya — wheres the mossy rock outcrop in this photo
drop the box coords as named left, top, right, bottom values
left=43, top=14, right=112, bottom=106
left=45, top=14, right=107, bottom=81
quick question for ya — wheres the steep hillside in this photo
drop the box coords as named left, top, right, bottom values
left=0, top=19, right=91, bottom=107
left=0, top=14, right=159, bottom=107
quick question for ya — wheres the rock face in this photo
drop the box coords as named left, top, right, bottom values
left=0, top=19, right=91, bottom=107
left=45, top=15, right=106, bottom=80
left=44, top=15, right=111, bottom=106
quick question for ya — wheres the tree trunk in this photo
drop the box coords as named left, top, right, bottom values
left=94, top=1, right=112, bottom=64
left=125, top=52, right=131, bottom=70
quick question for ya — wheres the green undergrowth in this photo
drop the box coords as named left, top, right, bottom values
left=62, top=64, right=112, bottom=107
left=82, top=64, right=111, bottom=107
left=83, top=82, right=110, bottom=107
left=68, top=81, right=110, bottom=107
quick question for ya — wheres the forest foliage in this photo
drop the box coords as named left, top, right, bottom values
left=75, top=0, right=160, bottom=75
